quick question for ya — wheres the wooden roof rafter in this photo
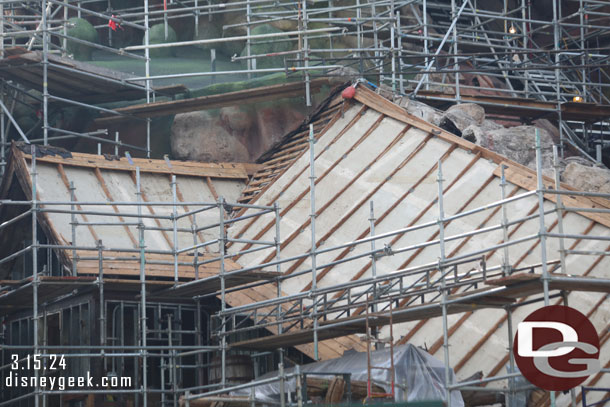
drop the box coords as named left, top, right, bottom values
left=225, top=84, right=610, bottom=366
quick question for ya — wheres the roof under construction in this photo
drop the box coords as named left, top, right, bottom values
left=1, top=0, right=610, bottom=405
left=224, top=86, right=610, bottom=389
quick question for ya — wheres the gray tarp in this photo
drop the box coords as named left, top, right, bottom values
left=234, top=343, right=464, bottom=406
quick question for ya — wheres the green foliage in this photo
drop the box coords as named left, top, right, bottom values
left=148, top=23, right=178, bottom=58
left=66, top=18, right=98, bottom=60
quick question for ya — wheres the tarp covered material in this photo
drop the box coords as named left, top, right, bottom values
left=234, top=344, right=464, bottom=406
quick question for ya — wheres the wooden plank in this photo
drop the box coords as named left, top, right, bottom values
left=21, top=152, right=253, bottom=180
left=452, top=220, right=597, bottom=372
left=305, top=133, right=436, bottom=293
left=94, top=79, right=331, bottom=126
left=230, top=301, right=477, bottom=351
left=486, top=273, right=610, bottom=293
left=0, top=49, right=186, bottom=104
left=174, top=177, right=208, bottom=245
left=415, top=90, right=610, bottom=122
left=496, top=162, right=610, bottom=228
left=354, top=86, right=524, bottom=165
left=354, top=87, right=610, bottom=224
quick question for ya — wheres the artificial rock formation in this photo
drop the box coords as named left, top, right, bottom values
left=562, top=160, right=610, bottom=194
left=66, top=17, right=98, bottom=60
left=472, top=125, right=555, bottom=169
left=431, top=102, right=554, bottom=170
left=147, top=23, right=178, bottom=58
left=170, top=102, right=305, bottom=163
left=398, top=97, right=442, bottom=126
left=439, top=103, right=486, bottom=134
left=170, top=110, right=250, bottom=162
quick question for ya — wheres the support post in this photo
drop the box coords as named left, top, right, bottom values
left=296, top=365, right=303, bottom=407
left=274, top=202, right=283, bottom=365
left=506, top=306, right=516, bottom=406
left=42, top=1, right=49, bottom=146
left=451, top=0, right=460, bottom=99
left=535, top=129, right=550, bottom=306
left=115, top=131, right=119, bottom=156
left=31, top=145, right=40, bottom=407
left=279, top=363, right=286, bottom=407
left=552, top=145, right=566, bottom=274
left=1, top=82, right=5, bottom=178
left=302, top=0, right=311, bottom=107
left=70, top=181, right=77, bottom=276
left=246, top=0, right=252, bottom=79
left=136, top=167, right=148, bottom=407
left=144, top=0, right=152, bottom=158
left=98, top=240, right=105, bottom=372
left=500, top=165, right=511, bottom=276
left=219, top=197, right=227, bottom=387
left=369, top=200, right=379, bottom=347
left=308, top=124, right=318, bottom=361
left=172, top=175, right=179, bottom=284
left=437, top=159, right=451, bottom=407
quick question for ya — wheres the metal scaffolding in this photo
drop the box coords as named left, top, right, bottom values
left=1, top=1, right=610, bottom=406
left=0, top=119, right=609, bottom=406
left=1, top=0, right=610, bottom=168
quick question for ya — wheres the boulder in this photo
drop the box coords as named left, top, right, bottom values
left=66, top=18, right=98, bottom=60
left=461, top=120, right=503, bottom=143
left=439, top=103, right=485, bottom=135
left=398, top=98, right=442, bottom=126
left=562, top=162, right=610, bottom=194
left=218, top=11, right=247, bottom=58
left=326, top=66, right=360, bottom=84
left=476, top=125, right=554, bottom=169
left=252, top=105, right=304, bottom=158
left=220, top=106, right=254, bottom=133
left=170, top=102, right=305, bottom=162
left=171, top=110, right=250, bottom=162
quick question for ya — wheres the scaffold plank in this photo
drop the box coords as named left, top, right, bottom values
left=0, top=48, right=187, bottom=103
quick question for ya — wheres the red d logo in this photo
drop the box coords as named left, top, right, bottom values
left=514, top=305, right=600, bottom=391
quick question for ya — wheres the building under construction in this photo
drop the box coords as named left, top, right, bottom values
left=0, top=1, right=609, bottom=406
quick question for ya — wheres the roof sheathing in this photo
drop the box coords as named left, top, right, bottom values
left=0, top=146, right=258, bottom=279
left=224, top=87, right=610, bottom=396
